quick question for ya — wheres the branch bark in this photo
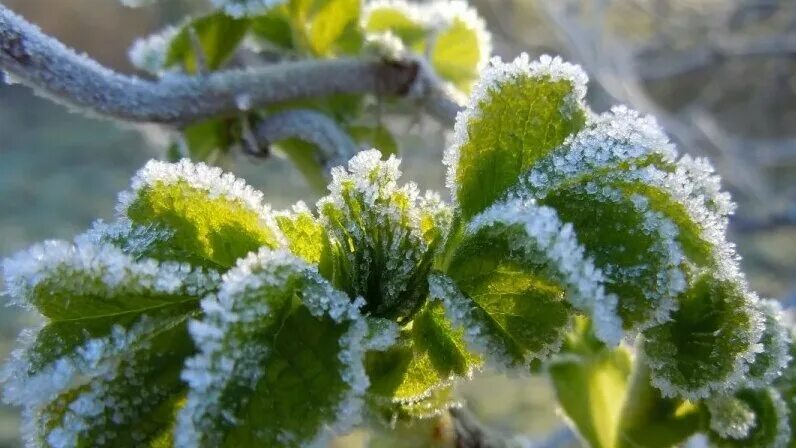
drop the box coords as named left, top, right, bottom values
left=0, top=4, right=458, bottom=127
left=255, top=109, right=359, bottom=168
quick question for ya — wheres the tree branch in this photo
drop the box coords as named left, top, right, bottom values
left=255, top=109, right=359, bottom=168
left=0, top=4, right=458, bottom=127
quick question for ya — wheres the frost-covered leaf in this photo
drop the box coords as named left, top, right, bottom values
left=708, top=388, right=791, bottom=448
left=366, top=301, right=479, bottom=407
left=438, top=198, right=622, bottom=362
left=31, top=320, right=191, bottom=448
left=642, top=273, right=762, bottom=400
left=444, top=54, right=588, bottom=220
left=0, top=238, right=219, bottom=447
left=1, top=238, right=217, bottom=320
left=774, top=329, right=796, bottom=447
left=549, top=323, right=632, bottom=448
left=509, top=106, right=733, bottom=270
left=746, top=299, right=791, bottom=388
left=538, top=179, right=685, bottom=332
left=274, top=201, right=325, bottom=264
left=165, top=13, right=250, bottom=73
left=362, top=0, right=428, bottom=51
left=427, top=1, right=491, bottom=96
left=706, top=395, right=757, bottom=441
left=316, top=150, right=441, bottom=322
left=177, top=248, right=367, bottom=447
left=362, top=0, right=490, bottom=97
left=118, top=159, right=283, bottom=269
left=128, top=26, right=180, bottom=74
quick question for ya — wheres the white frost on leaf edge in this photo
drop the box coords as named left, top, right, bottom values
left=362, top=0, right=492, bottom=100
left=645, top=284, right=766, bottom=401
left=706, top=394, right=757, bottom=440
left=467, top=197, right=624, bottom=346
left=443, top=53, right=588, bottom=203
left=746, top=299, right=792, bottom=389
left=2, top=314, right=176, bottom=410
left=116, top=158, right=285, bottom=246
left=1, top=237, right=219, bottom=313
left=176, top=248, right=367, bottom=447
left=511, top=105, right=678, bottom=201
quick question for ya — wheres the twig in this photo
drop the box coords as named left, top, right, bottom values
left=0, top=4, right=457, bottom=127
left=255, top=109, right=359, bottom=169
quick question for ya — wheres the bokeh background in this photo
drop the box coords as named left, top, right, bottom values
left=0, top=0, right=794, bottom=446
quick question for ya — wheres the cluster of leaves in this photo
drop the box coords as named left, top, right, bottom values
left=1, top=1, right=795, bottom=447
left=127, top=0, right=490, bottom=180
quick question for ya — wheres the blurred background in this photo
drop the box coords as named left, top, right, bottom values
left=0, top=0, right=794, bottom=446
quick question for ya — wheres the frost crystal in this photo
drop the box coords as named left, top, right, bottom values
left=2, top=237, right=218, bottom=313
left=746, top=299, right=792, bottom=388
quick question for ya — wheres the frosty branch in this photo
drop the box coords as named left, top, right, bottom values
left=0, top=4, right=458, bottom=127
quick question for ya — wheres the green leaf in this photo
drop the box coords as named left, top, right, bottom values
left=120, top=159, right=283, bottom=269
left=615, top=358, right=702, bottom=448
left=641, top=272, right=762, bottom=400
left=362, top=2, right=428, bottom=51
left=708, top=388, right=791, bottom=448
left=33, top=321, right=192, bottom=447
left=550, top=336, right=632, bottom=448
left=539, top=179, right=685, bottom=332
left=348, top=125, right=399, bottom=157
left=177, top=249, right=366, bottom=447
left=1, top=237, right=216, bottom=444
left=2, top=239, right=214, bottom=321
left=445, top=54, right=588, bottom=220
left=165, top=13, right=250, bottom=73
left=250, top=8, right=295, bottom=50
left=307, top=0, right=360, bottom=55
left=274, top=202, right=325, bottom=264
left=429, top=16, right=487, bottom=95
left=366, top=302, right=480, bottom=406
left=438, top=198, right=623, bottom=359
